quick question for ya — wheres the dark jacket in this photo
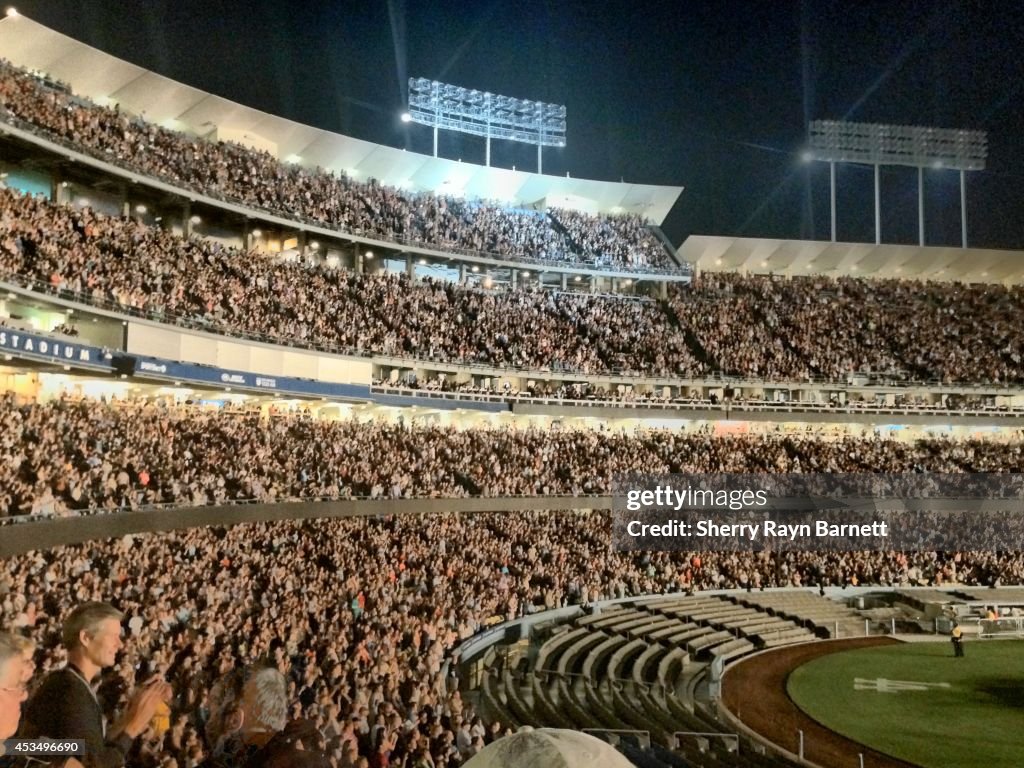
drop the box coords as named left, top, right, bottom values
left=201, top=720, right=332, bottom=768
left=19, top=667, right=133, bottom=768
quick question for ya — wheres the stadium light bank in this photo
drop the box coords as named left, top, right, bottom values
left=405, top=77, right=566, bottom=173
left=803, top=120, right=987, bottom=248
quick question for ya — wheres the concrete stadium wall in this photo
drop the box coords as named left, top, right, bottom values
left=0, top=496, right=610, bottom=558
left=126, top=323, right=374, bottom=385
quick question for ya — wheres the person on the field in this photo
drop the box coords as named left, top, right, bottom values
left=951, top=622, right=964, bottom=657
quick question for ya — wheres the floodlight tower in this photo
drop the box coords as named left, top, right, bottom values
left=406, top=78, right=566, bottom=173
left=805, top=120, right=987, bottom=247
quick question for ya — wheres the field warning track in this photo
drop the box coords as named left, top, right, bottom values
left=722, top=637, right=920, bottom=768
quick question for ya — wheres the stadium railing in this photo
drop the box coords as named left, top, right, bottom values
left=370, top=385, right=1024, bottom=416
left=978, top=617, right=1024, bottom=638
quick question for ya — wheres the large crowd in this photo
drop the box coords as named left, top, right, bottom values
left=4, top=510, right=1024, bottom=768
left=0, top=59, right=677, bottom=273
left=0, top=188, right=698, bottom=377
left=2, top=392, right=1023, bottom=519
left=4, top=187, right=1024, bottom=384
left=667, top=273, right=1024, bottom=384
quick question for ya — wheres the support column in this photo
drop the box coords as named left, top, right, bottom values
left=660, top=281, right=668, bottom=300
left=459, top=263, right=467, bottom=283
left=537, top=144, right=543, bottom=174
left=297, top=230, right=307, bottom=260
left=486, top=135, right=491, bottom=168
left=354, top=243, right=363, bottom=274
left=561, top=273, right=568, bottom=290
left=918, top=166, right=925, bottom=246
left=433, top=124, right=438, bottom=158
left=873, top=164, right=881, bottom=245
left=511, top=269, right=518, bottom=290
left=960, top=169, right=967, bottom=248
left=183, top=202, right=192, bottom=237
left=829, top=161, right=836, bottom=243
left=406, top=254, right=415, bottom=280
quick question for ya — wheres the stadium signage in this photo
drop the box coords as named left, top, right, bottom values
left=125, top=354, right=508, bottom=412
left=0, top=329, right=95, bottom=363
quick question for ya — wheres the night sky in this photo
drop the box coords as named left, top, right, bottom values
left=10, top=0, right=1024, bottom=249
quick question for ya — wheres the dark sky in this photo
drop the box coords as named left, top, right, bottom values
left=11, top=0, right=1024, bottom=249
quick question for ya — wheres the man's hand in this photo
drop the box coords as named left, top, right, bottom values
left=111, top=678, right=173, bottom=739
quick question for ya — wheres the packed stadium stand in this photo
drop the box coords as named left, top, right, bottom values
left=2, top=187, right=1024, bottom=386
left=0, top=58, right=681, bottom=274
left=2, top=12, right=1024, bottom=768
left=1, top=392, right=1023, bottom=519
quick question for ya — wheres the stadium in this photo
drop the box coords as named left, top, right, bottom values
left=0, top=3, right=1022, bottom=768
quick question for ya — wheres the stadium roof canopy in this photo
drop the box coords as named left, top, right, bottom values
left=0, top=14, right=684, bottom=225
left=679, top=235, right=1024, bottom=285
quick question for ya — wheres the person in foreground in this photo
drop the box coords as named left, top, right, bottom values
left=203, top=662, right=331, bottom=768
left=19, top=602, right=171, bottom=768
left=0, top=633, right=27, bottom=740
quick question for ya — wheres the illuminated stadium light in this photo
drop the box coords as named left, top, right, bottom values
left=407, top=77, right=566, bottom=172
left=189, top=215, right=201, bottom=224
left=808, top=121, right=987, bottom=170
left=807, top=120, right=988, bottom=248
left=134, top=204, right=147, bottom=214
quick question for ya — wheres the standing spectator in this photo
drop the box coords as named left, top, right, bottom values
left=20, top=603, right=171, bottom=768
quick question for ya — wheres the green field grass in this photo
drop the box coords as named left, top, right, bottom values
left=787, top=639, right=1024, bottom=768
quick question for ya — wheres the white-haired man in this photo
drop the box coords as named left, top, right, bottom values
left=203, top=663, right=330, bottom=768
left=0, top=632, right=27, bottom=740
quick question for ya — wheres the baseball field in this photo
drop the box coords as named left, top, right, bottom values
left=787, top=638, right=1024, bottom=768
